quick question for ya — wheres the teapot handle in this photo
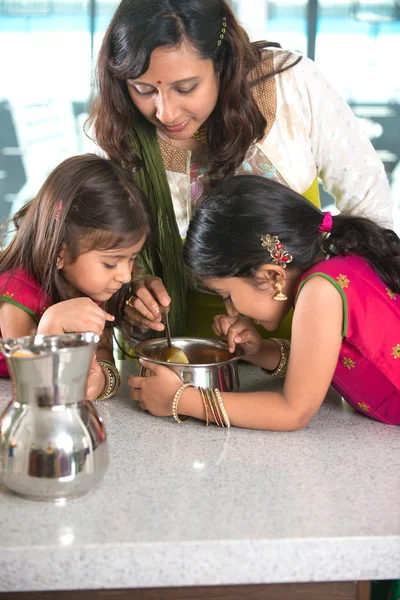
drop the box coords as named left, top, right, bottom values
left=0, top=338, right=20, bottom=357
left=0, top=333, right=36, bottom=357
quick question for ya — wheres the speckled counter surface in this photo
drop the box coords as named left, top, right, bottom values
left=0, top=361, right=399, bottom=593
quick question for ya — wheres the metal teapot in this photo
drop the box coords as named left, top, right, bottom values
left=0, top=333, right=108, bottom=502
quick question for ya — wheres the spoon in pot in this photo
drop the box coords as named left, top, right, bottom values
left=161, top=306, right=189, bottom=364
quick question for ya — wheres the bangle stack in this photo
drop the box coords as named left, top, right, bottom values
left=97, top=360, right=121, bottom=400
left=172, top=384, right=231, bottom=428
left=200, top=387, right=231, bottom=428
left=262, top=338, right=291, bottom=377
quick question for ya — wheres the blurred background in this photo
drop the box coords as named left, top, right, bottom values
left=0, top=0, right=399, bottom=229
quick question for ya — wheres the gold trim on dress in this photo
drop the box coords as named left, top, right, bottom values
left=158, top=136, right=188, bottom=174
left=391, top=344, right=400, bottom=359
left=250, top=51, right=277, bottom=140
left=343, top=357, right=356, bottom=369
left=336, top=274, right=350, bottom=289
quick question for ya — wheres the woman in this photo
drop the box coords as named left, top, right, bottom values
left=88, top=0, right=393, bottom=339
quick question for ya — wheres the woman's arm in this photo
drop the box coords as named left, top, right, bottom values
left=296, top=56, right=393, bottom=227
left=124, top=275, right=170, bottom=331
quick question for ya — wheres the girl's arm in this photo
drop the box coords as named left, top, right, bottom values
left=0, top=300, right=116, bottom=400
left=0, top=303, right=37, bottom=338
left=37, top=298, right=114, bottom=336
left=86, top=327, right=114, bottom=400
left=131, top=276, right=343, bottom=431
left=181, top=276, right=343, bottom=430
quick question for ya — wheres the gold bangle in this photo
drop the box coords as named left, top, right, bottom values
left=214, top=388, right=231, bottom=428
left=199, top=387, right=210, bottom=426
left=262, top=338, right=290, bottom=377
left=205, top=388, right=221, bottom=426
left=210, top=389, right=225, bottom=427
left=98, top=363, right=111, bottom=397
left=280, top=339, right=291, bottom=374
left=102, top=361, right=121, bottom=396
left=97, top=360, right=121, bottom=400
left=202, top=387, right=215, bottom=426
left=275, top=338, right=289, bottom=376
left=206, top=388, right=224, bottom=427
left=172, top=383, right=193, bottom=423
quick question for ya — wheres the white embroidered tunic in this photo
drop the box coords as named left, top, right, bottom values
left=157, top=51, right=392, bottom=238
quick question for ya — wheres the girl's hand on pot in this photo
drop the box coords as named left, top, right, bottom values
left=213, top=314, right=262, bottom=355
left=129, top=361, right=182, bottom=416
left=125, top=275, right=171, bottom=331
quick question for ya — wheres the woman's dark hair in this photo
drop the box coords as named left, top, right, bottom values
left=0, top=154, right=153, bottom=330
left=87, top=0, right=300, bottom=179
left=183, top=175, right=400, bottom=293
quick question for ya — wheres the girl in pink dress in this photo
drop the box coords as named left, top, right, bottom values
left=0, top=154, right=152, bottom=400
left=130, top=175, right=400, bottom=429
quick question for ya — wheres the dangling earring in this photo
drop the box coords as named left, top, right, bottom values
left=273, top=282, right=287, bottom=301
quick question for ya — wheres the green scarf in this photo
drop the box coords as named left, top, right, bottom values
left=131, top=117, right=187, bottom=336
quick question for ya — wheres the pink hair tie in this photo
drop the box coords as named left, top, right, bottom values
left=319, top=211, right=332, bottom=233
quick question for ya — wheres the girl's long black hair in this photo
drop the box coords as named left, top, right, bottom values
left=183, top=175, right=400, bottom=292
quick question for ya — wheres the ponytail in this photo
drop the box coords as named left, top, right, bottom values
left=323, top=214, right=400, bottom=293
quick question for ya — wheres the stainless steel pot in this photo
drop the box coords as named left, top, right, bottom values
left=135, top=337, right=244, bottom=391
left=0, top=333, right=108, bottom=502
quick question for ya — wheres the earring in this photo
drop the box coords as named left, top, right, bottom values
left=56, top=259, right=62, bottom=270
left=273, top=282, right=287, bottom=302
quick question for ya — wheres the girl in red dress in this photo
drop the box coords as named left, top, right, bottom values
left=130, top=176, right=400, bottom=428
left=0, top=154, right=152, bottom=400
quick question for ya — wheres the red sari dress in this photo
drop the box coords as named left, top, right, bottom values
left=0, top=268, right=50, bottom=377
left=296, top=255, right=400, bottom=424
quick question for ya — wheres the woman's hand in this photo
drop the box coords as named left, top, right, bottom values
left=213, top=314, right=262, bottom=356
left=125, top=275, right=171, bottom=332
left=86, top=357, right=107, bottom=400
left=37, top=298, right=114, bottom=336
left=129, top=361, right=182, bottom=416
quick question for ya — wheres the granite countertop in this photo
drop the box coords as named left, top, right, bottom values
left=0, top=360, right=400, bottom=593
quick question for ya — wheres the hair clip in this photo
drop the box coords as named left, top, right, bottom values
left=54, top=199, right=63, bottom=222
left=217, top=17, right=227, bottom=46
left=261, top=234, right=293, bottom=268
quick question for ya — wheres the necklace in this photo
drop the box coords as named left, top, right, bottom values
left=191, top=125, right=207, bottom=146
left=157, top=124, right=208, bottom=147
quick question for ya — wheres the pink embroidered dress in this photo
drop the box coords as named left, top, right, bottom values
left=0, top=268, right=50, bottom=376
left=296, top=255, right=400, bottom=424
